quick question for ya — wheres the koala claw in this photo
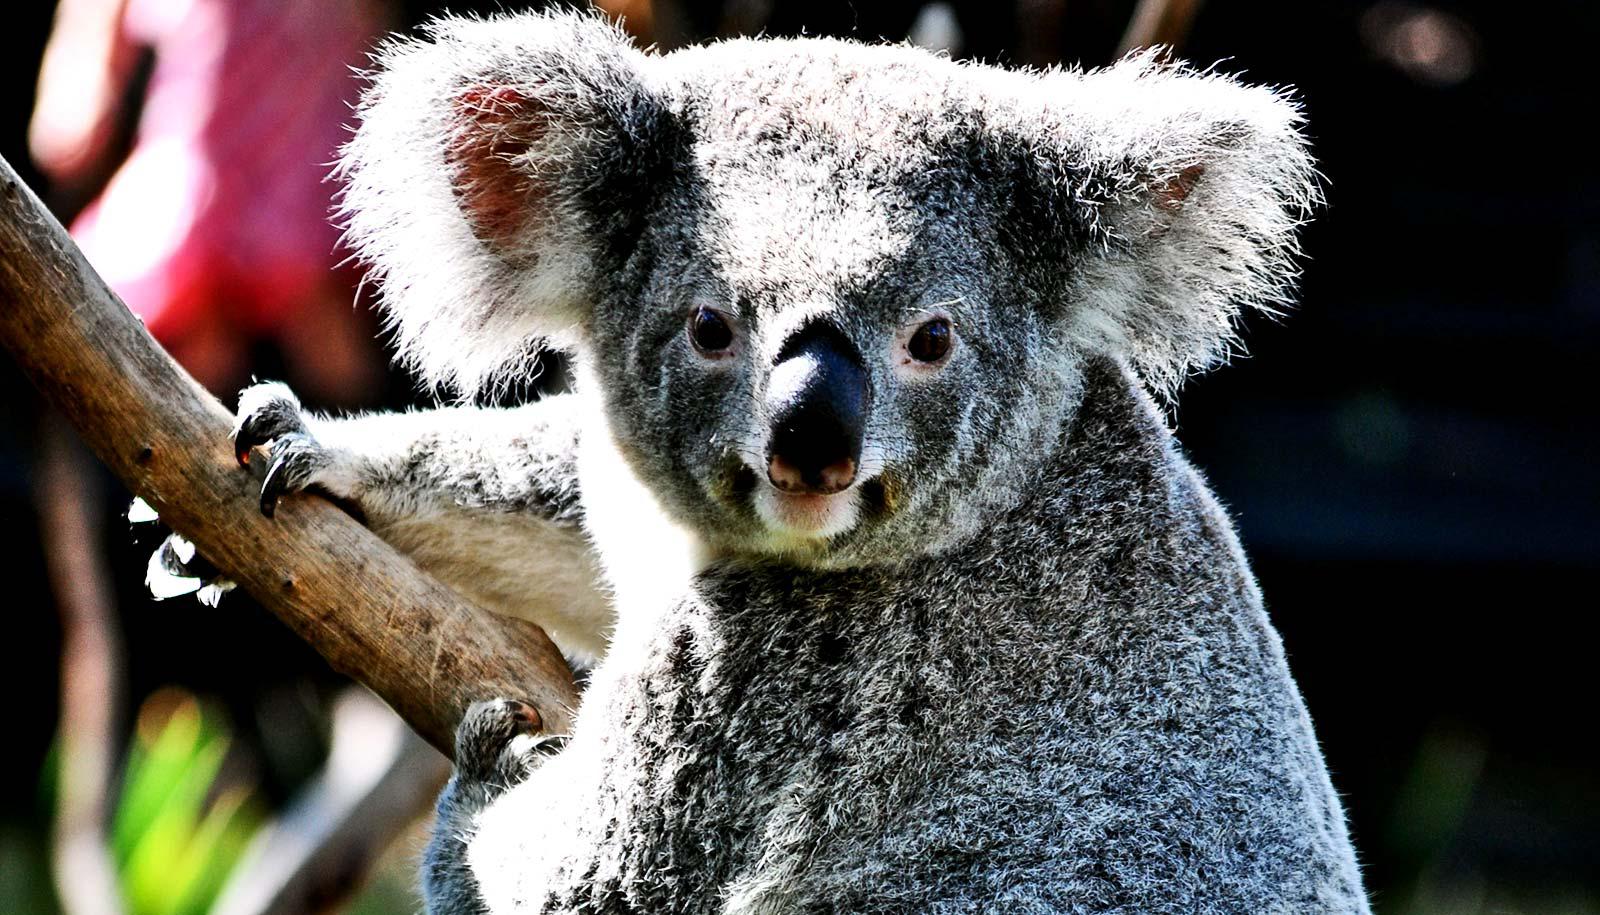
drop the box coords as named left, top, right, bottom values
left=232, top=382, right=310, bottom=467
left=455, top=699, right=551, bottom=785
left=258, top=432, right=328, bottom=518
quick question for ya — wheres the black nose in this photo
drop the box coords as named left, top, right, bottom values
left=765, top=324, right=869, bottom=495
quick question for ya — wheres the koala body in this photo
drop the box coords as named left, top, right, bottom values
left=235, top=11, right=1369, bottom=913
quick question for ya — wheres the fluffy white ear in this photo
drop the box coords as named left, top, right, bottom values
left=337, top=12, right=666, bottom=394
left=1008, top=53, right=1319, bottom=396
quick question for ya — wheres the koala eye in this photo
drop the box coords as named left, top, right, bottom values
left=688, top=306, right=735, bottom=355
left=906, top=318, right=953, bottom=364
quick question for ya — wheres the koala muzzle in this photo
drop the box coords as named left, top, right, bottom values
left=765, top=326, right=870, bottom=495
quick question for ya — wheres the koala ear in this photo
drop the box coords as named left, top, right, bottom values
left=1009, top=53, right=1319, bottom=396
left=337, top=12, right=669, bottom=394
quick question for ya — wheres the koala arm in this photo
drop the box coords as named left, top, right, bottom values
left=234, top=382, right=613, bottom=669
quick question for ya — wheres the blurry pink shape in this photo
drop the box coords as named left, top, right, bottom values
left=1359, top=2, right=1478, bottom=87
left=73, top=0, right=388, bottom=341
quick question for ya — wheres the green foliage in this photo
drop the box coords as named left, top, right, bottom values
left=109, top=690, right=264, bottom=915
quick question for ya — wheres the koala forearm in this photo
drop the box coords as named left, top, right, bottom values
left=303, top=394, right=613, bottom=667
left=306, top=395, right=585, bottom=525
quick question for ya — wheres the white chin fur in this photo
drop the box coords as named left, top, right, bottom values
left=753, top=485, right=862, bottom=543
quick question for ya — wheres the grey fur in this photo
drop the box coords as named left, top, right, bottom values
left=255, top=10, right=1370, bottom=912
left=230, top=383, right=611, bottom=667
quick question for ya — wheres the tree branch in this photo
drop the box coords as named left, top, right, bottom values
left=0, top=153, right=579, bottom=759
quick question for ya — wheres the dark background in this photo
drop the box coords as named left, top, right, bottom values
left=3, top=1, right=1596, bottom=911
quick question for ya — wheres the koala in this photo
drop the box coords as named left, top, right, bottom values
left=212, top=10, right=1371, bottom=913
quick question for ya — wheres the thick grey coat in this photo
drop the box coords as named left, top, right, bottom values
left=227, top=11, right=1369, bottom=912
left=459, top=360, right=1363, bottom=914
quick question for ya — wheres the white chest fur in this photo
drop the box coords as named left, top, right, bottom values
left=572, top=371, right=714, bottom=657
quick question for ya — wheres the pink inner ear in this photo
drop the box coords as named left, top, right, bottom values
left=447, top=85, right=549, bottom=250
left=1156, top=164, right=1206, bottom=212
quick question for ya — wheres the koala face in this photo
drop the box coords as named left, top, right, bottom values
left=339, top=13, right=1316, bottom=565
left=583, top=73, right=1071, bottom=563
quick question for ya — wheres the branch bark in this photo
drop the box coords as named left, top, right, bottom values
left=0, top=152, right=579, bottom=758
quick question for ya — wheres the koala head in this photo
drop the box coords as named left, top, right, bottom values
left=339, top=12, right=1316, bottom=566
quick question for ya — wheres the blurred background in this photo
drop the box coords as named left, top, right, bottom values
left=1, top=0, right=1595, bottom=912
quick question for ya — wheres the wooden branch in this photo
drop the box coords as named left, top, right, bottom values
left=0, top=153, right=579, bottom=758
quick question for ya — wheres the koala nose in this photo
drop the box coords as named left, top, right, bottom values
left=765, top=325, right=869, bottom=495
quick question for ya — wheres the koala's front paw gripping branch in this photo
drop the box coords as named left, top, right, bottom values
left=0, top=154, right=578, bottom=760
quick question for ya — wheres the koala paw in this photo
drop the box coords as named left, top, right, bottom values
left=426, top=701, right=552, bottom=915
left=232, top=381, right=311, bottom=466
left=455, top=699, right=555, bottom=787
left=231, top=382, right=345, bottom=518
left=257, top=432, right=334, bottom=518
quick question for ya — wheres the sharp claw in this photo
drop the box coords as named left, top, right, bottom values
left=260, top=460, right=285, bottom=518
left=506, top=700, right=542, bottom=731
left=233, top=424, right=257, bottom=467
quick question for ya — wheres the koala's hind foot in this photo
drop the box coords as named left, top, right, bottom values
left=455, top=698, right=551, bottom=784
left=230, top=381, right=357, bottom=518
left=424, top=700, right=557, bottom=915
